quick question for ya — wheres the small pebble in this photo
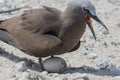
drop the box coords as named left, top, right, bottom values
left=41, top=71, right=48, bottom=75
left=102, top=31, right=109, bottom=35
left=81, top=52, right=88, bottom=55
left=0, top=62, right=2, bottom=66
left=111, top=41, right=117, bottom=46
left=54, top=77, right=64, bottom=80
left=30, top=71, right=46, bottom=80
left=26, top=59, right=34, bottom=67
left=89, top=35, right=94, bottom=39
left=48, top=73, right=59, bottom=77
left=63, top=77, right=68, bottom=80
left=117, top=22, right=120, bottom=27
left=73, top=74, right=89, bottom=80
left=20, top=58, right=33, bottom=67
left=31, top=64, right=43, bottom=72
left=74, top=78, right=84, bottom=80
left=30, top=74, right=38, bottom=79
left=22, top=71, right=30, bottom=79
left=30, top=71, right=40, bottom=79
left=107, top=0, right=120, bottom=4
left=103, top=42, right=108, bottom=47
left=117, top=65, right=120, bottom=69
left=87, top=53, right=98, bottom=59
left=15, top=61, right=27, bottom=71
left=108, top=55, right=115, bottom=58
left=19, top=77, right=30, bottom=80
left=9, top=78, right=18, bottom=80
left=115, top=76, right=120, bottom=79
left=0, top=45, right=5, bottom=51
left=97, top=59, right=115, bottom=71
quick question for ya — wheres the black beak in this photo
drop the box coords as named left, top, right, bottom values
left=86, top=12, right=109, bottom=40
left=86, top=21, right=96, bottom=40
left=91, top=15, right=108, bottom=31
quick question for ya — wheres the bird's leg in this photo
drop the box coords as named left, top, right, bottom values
left=51, top=55, right=54, bottom=57
left=39, top=57, right=44, bottom=70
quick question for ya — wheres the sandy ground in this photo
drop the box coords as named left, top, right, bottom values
left=0, top=0, right=120, bottom=80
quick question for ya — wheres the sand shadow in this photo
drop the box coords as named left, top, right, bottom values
left=0, top=48, right=43, bottom=72
left=63, top=66, right=120, bottom=77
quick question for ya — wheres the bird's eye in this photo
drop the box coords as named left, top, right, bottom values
left=83, top=7, right=90, bottom=13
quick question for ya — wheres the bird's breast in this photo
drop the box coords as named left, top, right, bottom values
left=58, top=23, right=86, bottom=53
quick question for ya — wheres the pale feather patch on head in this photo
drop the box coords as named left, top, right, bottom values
left=70, top=0, right=97, bottom=16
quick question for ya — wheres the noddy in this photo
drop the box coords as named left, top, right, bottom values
left=0, top=0, right=108, bottom=67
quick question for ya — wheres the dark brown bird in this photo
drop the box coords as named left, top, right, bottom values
left=0, top=0, right=108, bottom=65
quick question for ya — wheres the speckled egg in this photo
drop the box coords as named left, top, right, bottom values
left=43, top=57, right=67, bottom=73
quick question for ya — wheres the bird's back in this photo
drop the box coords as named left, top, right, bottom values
left=0, top=7, right=63, bottom=57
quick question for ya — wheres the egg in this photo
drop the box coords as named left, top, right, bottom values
left=43, top=57, right=67, bottom=73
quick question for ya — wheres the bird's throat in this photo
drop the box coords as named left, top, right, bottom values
left=86, top=16, right=92, bottom=27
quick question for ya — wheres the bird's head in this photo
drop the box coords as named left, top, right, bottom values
left=71, top=0, right=108, bottom=40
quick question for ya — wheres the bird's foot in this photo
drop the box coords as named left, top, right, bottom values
left=39, top=57, right=44, bottom=71
left=51, top=55, right=54, bottom=57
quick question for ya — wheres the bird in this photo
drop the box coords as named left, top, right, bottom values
left=0, top=0, right=108, bottom=68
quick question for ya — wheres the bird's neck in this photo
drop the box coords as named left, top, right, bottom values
left=61, top=4, right=86, bottom=31
left=59, top=5, right=86, bottom=51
